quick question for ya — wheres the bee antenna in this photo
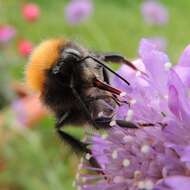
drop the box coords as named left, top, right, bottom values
left=78, top=56, right=130, bottom=85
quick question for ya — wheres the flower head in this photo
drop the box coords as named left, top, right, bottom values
left=76, top=39, right=190, bottom=190
left=141, top=0, right=169, bottom=26
left=12, top=95, right=46, bottom=127
left=22, top=3, right=40, bottom=22
left=11, top=83, right=47, bottom=127
left=18, top=40, right=33, bottom=57
left=64, top=0, right=93, bottom=25
left=0, top=25, right=16, bottom=45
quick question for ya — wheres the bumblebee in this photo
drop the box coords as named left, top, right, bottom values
left=26, top=38, right=139, bottom=168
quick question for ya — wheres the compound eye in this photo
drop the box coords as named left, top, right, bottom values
left=64, top=48, right=81, bottom=58
left=60, top=48, right=81, bottom=64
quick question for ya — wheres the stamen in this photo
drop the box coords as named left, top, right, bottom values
left=164, top=62, right=172, bottom=71
left=112, top=150, right=118, bottom=159
left=141, top=144, right=150, bottom=154
left=98, top=111, right=104, bottom=117
left=134, top=170, right=141, bottom=179
left=85, top=153, right=92, bottom=160
left=130, top=99, right=137, bottom=105
left=125, top=109, right=134, bottom=121
left=110, top=120, right=117, bottom=127
left=138, top=181, right=145, bottom=189
left=101, top=133, right=108, bottom=139
left=119, top=92, right=127, bottom=97
left=145, top=180, right=154, bottom=190
left=122, top=159, right=130, bottom=167
left=138, top=179, right=154, bottom=190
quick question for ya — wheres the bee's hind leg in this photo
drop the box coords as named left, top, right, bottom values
left=55, top=113, right=103, bottom=171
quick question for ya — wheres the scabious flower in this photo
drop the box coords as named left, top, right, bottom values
left=146, top=37, right=167, bottom=52
left=141, top=0, right=169, bottom=26
left=64, top=0, right=93, bottom=25
left=22, top=3, right=40, bottom=22
left=0, top=25, right=16, bottom=45
left=75, top=39, right=190, bottom=190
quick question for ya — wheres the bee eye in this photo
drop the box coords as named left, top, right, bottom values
left=63, top=48, right=81, bottom=58
left=60, top=48, right=81, bottom=64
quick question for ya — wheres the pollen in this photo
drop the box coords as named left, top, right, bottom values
left=85, top=153, right=92, bottom=160
left=119, top=92, right=127, bottom=97
left=130, top=99, right=137, bottom=105
left=138, top=180, right=154, bottom=190
left=112, top=150, right=118, bottom=159
left=25, top=38, right=67, bottom=92
left=122, top=159, right=130, bottom=167
left=110, top=120, right=117, bottom=127
left=101, top=133, right=108, bottom=139
left=125, top=109, right=134, bottom=121
left=141, top=144, right=150, bottom=154
left=164, top=62, right=172, bottom=70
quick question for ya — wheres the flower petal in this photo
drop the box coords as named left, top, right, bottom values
left=168, top=85, right=180, bottom=118
left=178, top=44, right=190, bottom=66
left=157, top=176, right=190, bottom=190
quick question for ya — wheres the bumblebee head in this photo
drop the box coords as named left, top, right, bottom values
left=25, top=38, right=68, bottom=92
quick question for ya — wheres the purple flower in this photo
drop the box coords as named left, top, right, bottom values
left=12, top=99, right=28, bottom=126
left=75, top=39, right=190, bottom=190
left=146, top=37, right=167, bottom=52
left=0, top=25, right=16, bottom=44
left=141, top=0, right=169, bottom=26
left=64, top=0, right=93, bottom=25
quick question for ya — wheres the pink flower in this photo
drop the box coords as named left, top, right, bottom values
left=0, top=25, right=16, bottom=44
left=12, top=95, right=46, bottom=127
left=22, top=3, right=40, bottom=22
left=18, top=40, right=33, bottom=57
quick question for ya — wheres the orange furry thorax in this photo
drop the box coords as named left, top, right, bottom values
left=25, top=38, right=67, bottom=92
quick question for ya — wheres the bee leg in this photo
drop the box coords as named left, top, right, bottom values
left=103, top=67, right=110, bottom=84
left=94, top=117, right=138, bottom=129
left=71, top=87, right=98, bottom=127
left=98, top=53, right=138, bottom=71
left=56, top=116, right=103, bottom=171
left=69, top=75, right=99, bottom=128
left=97, top=53, right=147, bottom=76
left=116, top=120, right=138, bottom=128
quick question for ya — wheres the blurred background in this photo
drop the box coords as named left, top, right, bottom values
left=0, top=0, right=190, bottom=189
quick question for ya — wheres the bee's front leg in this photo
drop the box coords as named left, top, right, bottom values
left=94, top=117, right=138, bottom=129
